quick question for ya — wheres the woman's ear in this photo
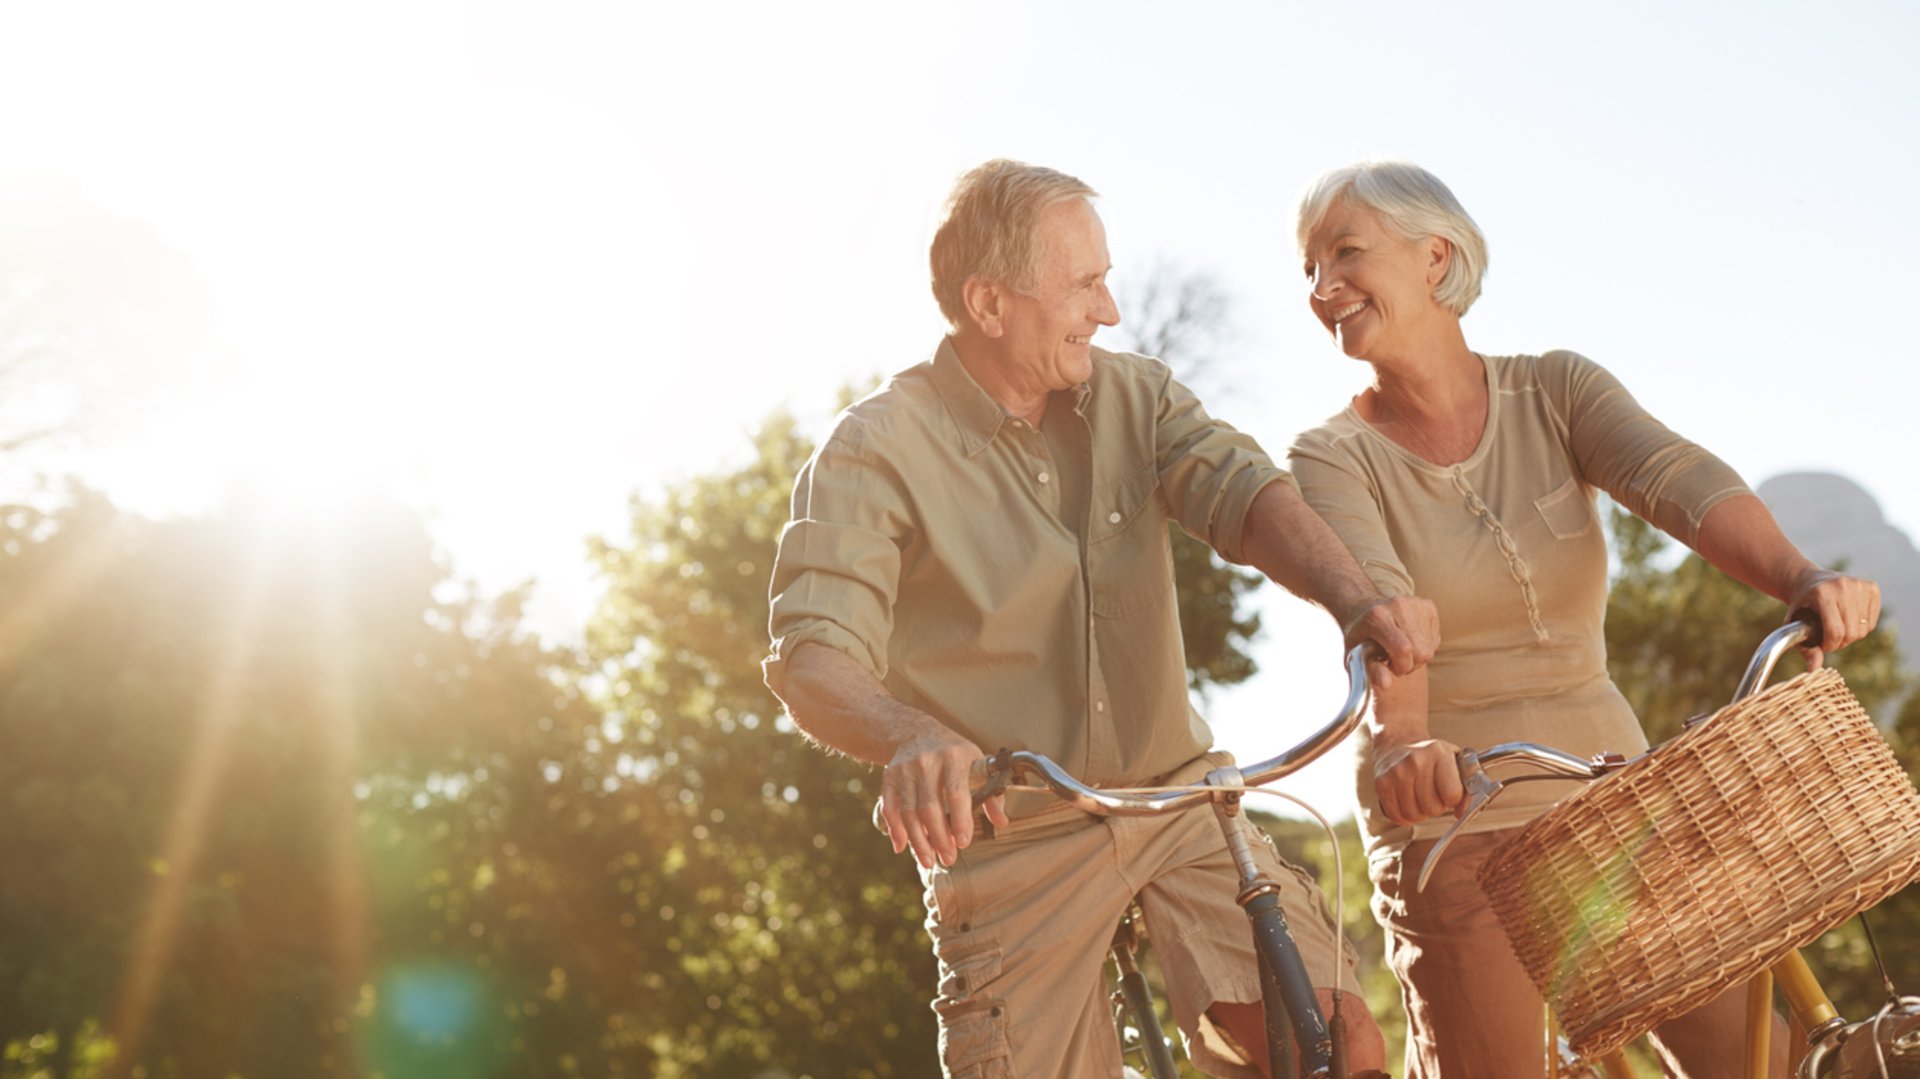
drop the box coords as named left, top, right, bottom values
left=1426, top=236, right=1453, bottom=288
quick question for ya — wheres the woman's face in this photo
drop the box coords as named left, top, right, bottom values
left=1302, top=198, right=1450, bottom=362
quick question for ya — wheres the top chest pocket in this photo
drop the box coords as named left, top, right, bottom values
left=1089, top=463, right=1174, bottom=617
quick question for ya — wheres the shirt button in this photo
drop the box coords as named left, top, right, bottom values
left=1095, top=701, right=1106, bottom=713
left=1108, top=511, right=1122, bottom=524
left=1037, top=471, right=1050, bottom=484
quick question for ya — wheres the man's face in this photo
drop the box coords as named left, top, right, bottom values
left=997, top=199, right=1120, bottom=390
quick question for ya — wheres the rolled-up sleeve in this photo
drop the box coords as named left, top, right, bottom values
left=762, top=425, right=910, bottom=698
left=1544, top=351, right=1750, bottom=547
left=1288, top=443, right=1417, bottom=599
left=1149, top=364, right=1294, bottom=564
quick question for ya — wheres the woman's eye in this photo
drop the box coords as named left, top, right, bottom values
left=1338, top=246, right=1359, bottom=258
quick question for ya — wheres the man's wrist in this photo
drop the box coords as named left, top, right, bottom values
left=1338, top=595, right=1387, bottom=639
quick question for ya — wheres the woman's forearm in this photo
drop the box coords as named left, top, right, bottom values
left=1690, top=494, right=1822, bottom=603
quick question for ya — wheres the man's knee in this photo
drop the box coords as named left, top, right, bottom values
left=1207, top=989, right=1386, bottom=1076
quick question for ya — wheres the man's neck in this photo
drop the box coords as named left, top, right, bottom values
left=950, top=331, right=1050, bottom=428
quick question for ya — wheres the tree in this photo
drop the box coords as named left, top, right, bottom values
left=580, top=410, right=935, bottom=1077
left=1112, top=260, right=1238, bottom=395
left=0, top=486, right=599, bottom=1078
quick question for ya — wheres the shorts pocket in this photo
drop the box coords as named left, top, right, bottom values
left=1533, top=477, right=1594, bottom=539
left=933, top=935, right=1004, bottom=1003
left=935, top=1000, right=1012, bottom=1077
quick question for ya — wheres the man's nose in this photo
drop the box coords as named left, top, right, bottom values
left=1094, top=281, right=1120, bottom=327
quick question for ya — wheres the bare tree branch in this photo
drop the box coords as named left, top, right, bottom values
left=1110, top=258, right=1237, bottom=392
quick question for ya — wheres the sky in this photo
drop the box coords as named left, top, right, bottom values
left=2, top=0, right=1916, bottom=819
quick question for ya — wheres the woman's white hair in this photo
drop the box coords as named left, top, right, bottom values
left=930, top=159, right=1097, bottom=330
left=1296, top=161, right=1489, bottom=316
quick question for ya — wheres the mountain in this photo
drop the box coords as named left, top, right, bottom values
left=1757, top=471, right=1920, bottom=670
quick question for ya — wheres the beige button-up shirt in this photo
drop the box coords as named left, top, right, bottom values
left=765, top=338, right=1291, bottom=806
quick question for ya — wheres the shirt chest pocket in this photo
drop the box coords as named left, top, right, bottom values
left=1532, top=477, right=1596, bottom=540
left=1089, top=463, right=1174, bottom=618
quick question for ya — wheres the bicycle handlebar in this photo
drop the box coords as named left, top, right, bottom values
left=968, top=644, right=1376, bottom=816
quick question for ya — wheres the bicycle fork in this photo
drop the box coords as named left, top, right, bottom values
left=1210, top=769, right=1346, bottom=1079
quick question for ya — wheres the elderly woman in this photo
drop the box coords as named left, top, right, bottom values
left=1284, top=161, right=1881, bottom=1079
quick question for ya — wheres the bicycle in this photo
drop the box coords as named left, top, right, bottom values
left=960, top=644, right=1381, bottom=1079
left=1416, top=615, right=1920, bottom=1078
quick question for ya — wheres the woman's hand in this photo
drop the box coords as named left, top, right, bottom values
left=1373, top=737, right=1467, bottom=825
left=1789, top=568, right=1881, bottom=668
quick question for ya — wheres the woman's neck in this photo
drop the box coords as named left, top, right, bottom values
left=1356, top=337, right=1487, bottom=465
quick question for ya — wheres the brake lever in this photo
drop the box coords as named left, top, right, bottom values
left=1414, top=748, right=1504, bottom=893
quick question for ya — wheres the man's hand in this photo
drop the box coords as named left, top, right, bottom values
left=775, top=643, right=1010, bottom=866
left=1343, top=595, right=1439, bottom=690
left=879, top=728, right=1010, bottom=869
left=1373, top=737, right=1466, bottom=825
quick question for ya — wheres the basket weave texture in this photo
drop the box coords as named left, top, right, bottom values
left=1478, top=668, right=1920, bottom=1060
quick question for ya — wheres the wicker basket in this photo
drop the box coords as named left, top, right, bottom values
left=1478, top=668, right=1920, bottom=1060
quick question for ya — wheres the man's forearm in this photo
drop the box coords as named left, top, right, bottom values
left=775, top=642, right=957, bottom=765
left=776, top=640, right=1001, bottom=866
left=1240, top=479, right=1384, bottom=628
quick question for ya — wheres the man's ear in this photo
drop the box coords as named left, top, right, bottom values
left=962, top=276, right=1005, bottom=338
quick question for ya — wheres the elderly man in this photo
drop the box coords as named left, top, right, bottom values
left=763, top=159, right=1436, bottom=1078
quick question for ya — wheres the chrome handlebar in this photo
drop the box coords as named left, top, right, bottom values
left=970, top=644, right=1376, bottom=816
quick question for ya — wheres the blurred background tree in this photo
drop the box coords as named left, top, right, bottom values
left=0, top=487, right=603, bottom=1078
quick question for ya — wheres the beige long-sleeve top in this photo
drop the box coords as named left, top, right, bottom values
left=1289, top=351, right=1751, bottom=854
left=765, top=338, right=1291, bottom=815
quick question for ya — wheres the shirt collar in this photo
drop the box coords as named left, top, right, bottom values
left=930, top=337, right=1097, bottom=457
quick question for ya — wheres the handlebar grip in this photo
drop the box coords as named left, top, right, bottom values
left=1788, top=607, right=1824, bottom=644
left=968, top=756, right=992, bottom=792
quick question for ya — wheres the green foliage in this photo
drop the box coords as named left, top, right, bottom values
left=0, top=487, right=597, bottom=1078
left=1604, top=508, right=1913, bottom=742
left=579, top=410, right=934, bottom=1077
left=1172, top=526, right=1263, bottom=695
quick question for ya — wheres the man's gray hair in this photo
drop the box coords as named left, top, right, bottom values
left=1296, top=161, right=1489, bottom=317
left=930, top=159, right=1098, bottom=330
